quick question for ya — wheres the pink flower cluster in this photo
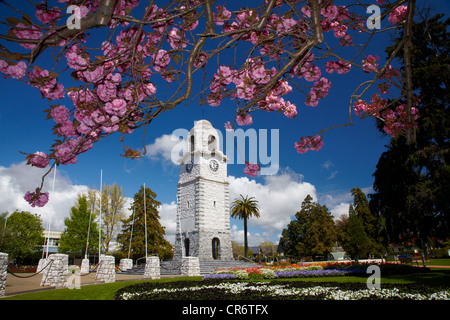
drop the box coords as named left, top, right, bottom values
left=35, top=3, right=61, bottom=24
left=24, top=190, right=49, bottom=207
left=0, top=60, right=27, bottom=79
left=388, top=6, right=408, bottom=24
left=354, top=94, right=420, bottom=137
left=325, top=60, right=351, bottom=74
left=236, top=114, right=253, bottom=126
left=381, top=104, right=419, bottom=137
left=28, top=67, right=65, bottom=100
left=244, top=163, right=260, bottom=178
left=12, top=23, right=43, bottom=50
left=305, top=77, right=331, bottom=107
left=294, top=135, right=324, bottom=154
left=29, top=151, right=50, bottom=168
left=362, top=55, right=379, bottom=73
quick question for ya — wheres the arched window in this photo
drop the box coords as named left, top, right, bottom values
left=208, top=135, right=216, bottom=152
left=190, top=135, right=195, bottom=153
left=212, top=237, right=220, bottom=260
left=184, top=238, right=190, bottom=257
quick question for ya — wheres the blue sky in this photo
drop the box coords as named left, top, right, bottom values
left=1, top=1, right=449, bottom=247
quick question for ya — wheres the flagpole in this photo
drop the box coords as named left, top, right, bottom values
left=98, top=169, right=103, bottom=260
left=45, top=166, right=57, bottom=258
left=144, top=183, right=147, bottom=262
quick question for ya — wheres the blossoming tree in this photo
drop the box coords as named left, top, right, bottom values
left=0, top=0, right=419, bottom=207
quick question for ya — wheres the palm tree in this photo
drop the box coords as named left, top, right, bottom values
left=230, top=195, right=260, bottom=258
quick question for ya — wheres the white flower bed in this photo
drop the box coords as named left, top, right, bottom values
left=118, top=281, right=450, bottom=301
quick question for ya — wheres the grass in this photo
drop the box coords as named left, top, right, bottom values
left=1, top=277, right=202, bottom=300
left=2, top=270, right=450, bottom=300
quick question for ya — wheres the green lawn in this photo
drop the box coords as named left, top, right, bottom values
left=2, top=270, right=450, bottom=300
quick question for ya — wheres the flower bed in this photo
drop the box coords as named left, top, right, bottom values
left=209, top=261, right=429, bottom=280
left=114, top=280, right=450, bottom=300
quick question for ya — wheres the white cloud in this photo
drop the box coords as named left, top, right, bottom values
left=146, top=134, right=186, bottom=164
left=158, top=201, right=177, bottom=244
left=0, top=162, right=89, bottom=231
left=328, top=170, right=338, bottom=180
left=228, top=168, right=317, bottom=243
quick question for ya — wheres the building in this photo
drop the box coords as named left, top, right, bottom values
left=174, top=120, right=233, bottom=261
left=42, top=230, right=62, bottom=255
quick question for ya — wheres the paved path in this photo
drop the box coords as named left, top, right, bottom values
left=3, top=272, right=184, bottom=297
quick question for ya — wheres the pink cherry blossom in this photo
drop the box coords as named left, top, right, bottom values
left=244, top=162, right=260, bottom=177
left=224, top=121, right=233, bottom=131
left=58, top=122, right=78, bottom=137
left=35, top=4, right=61, bottom=24
left=105, top=98, right=127, bottom=116
left=388, top=6, right=408, bottom=24
left=236, top=114, right=253, bottom=126
left=152, top=49, right=170, bottom=72
left=168, top=28, right=187, bottom=49
left=29, top=151, right=50, bottom=168
left=283, top=102, right=297, bottom=118
left=6, top=61, right=27, bottom=79
left=213, top=5, right=231, bottom=25
left=24, top=191, right=49, bottom=207
left=51, top=105, right=71, bottom=124
left=325, top=60, right=351, bottom=74
left=362, top=55, right=379, bottom=73
left=294, top=135, right=324, bottom=154
left=12, top=23, right=42, bottom=49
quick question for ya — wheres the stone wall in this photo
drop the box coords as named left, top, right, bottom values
left=40, top=253, right=68, bottom=289
left=95, top=255, right=115, bottom=283
left=119, top=258, right=133, bottom=271
left=36, top=258, right=49, bottom=273
left=80, top=258, right=90, bottom=274
left=144, top=256, right=160, bottom=279
left=0, top=253, right=8, bottom=297
left=181, top=257, right=200, bottom=276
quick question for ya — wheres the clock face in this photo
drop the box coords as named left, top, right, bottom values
left=209, top=159, right=219, bottom=172
left=185, top=162, right=193, bottom=173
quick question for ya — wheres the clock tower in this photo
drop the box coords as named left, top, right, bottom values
left=174, top=120, right=233, bottom=261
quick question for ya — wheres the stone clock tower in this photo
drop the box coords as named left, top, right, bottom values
left=174, top=120, right=233, bottom=261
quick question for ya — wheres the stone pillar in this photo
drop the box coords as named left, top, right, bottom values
left=0, top=253, right=8, bottom=297
left=80, top=258, right=90, bottom=274
left=119, top=258, right=133, bottom=272
left=40, top=253, right=69, bottom=289
left=95, top=255, right=115, bottom=283
left=181, top=257, right=200, bottom=276
left=144, top=256, right=160, bottom=279
left=36, top=258, right=48, bottom=273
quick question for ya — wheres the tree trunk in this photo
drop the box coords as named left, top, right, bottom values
left=244, top=217, right=248, bottom=258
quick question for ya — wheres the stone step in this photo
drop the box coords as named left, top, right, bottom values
left=117, top=259, right=257, bottom=276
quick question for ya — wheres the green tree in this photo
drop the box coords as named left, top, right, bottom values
left=116, top=185, right=173, bottom=260
left=343, top=205, right=372, bottom=260
left=230, top=195, right=260, bottom=258
left=59, top=194, right=99, bottom=258
left=280, top=195, right=336, bottom=261
left=89, top=183, right=127, bottom=254
left=0, top=212, right=14, bottom=252
left=370, top=14, right=450, bottom=249
left=2, top=211, right=44, bottom=265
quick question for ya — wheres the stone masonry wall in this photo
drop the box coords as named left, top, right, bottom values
left=181, top=257, right=200, bottom=276
left=144, top=256, right=160, bottom=279
left=40, top=253, right=68, bottom=289
left=96, top=255, right=115, bottom=283
left=0, top=253, right=8, bottom=297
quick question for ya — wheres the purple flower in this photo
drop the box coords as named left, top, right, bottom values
left=202, top=273, right=237, bottom=280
